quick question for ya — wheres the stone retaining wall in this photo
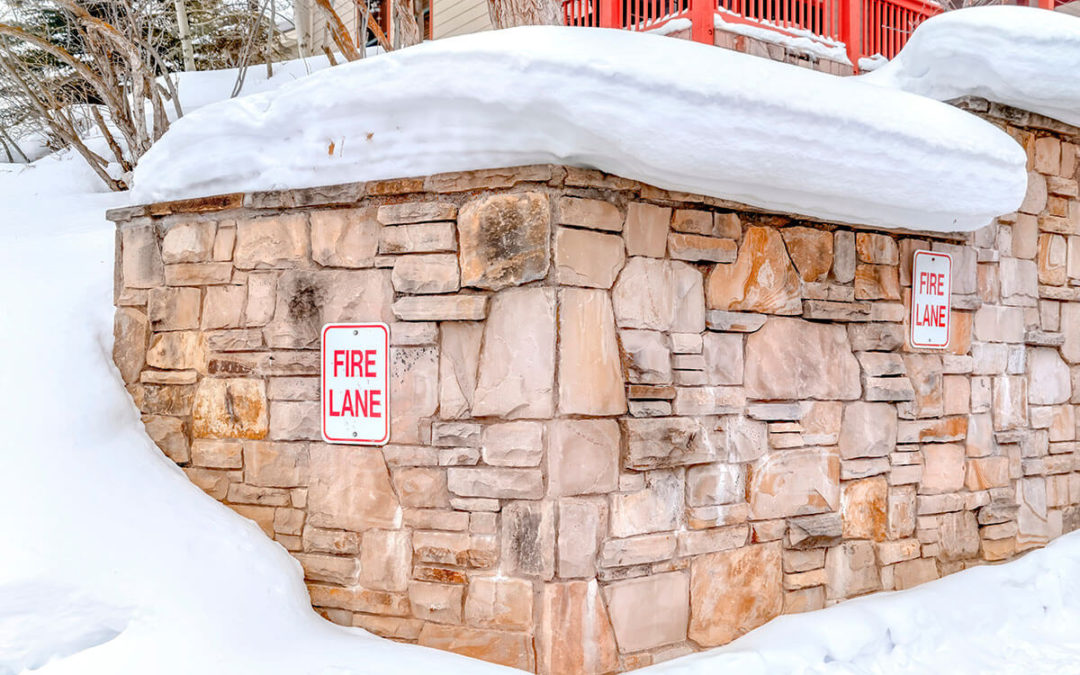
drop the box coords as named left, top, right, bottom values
left=110, top=105, right=1080, bottom=673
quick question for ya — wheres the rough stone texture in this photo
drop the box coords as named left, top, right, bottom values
left=548, top=419, right=620, bottom=497
left=558, top=288, right=626, bottom=415
left=555, top=227, right=626, bottom=289
left=745, top=318, right=861, bottom=400
left=114, top=154, right=1080, bottom=673
left=613, top=257, right=705, bottom=333
left=458, top=192, right=550, bottom=291
left=689, top=543, right=783, bottom=647
left=310, top=208, right=379, bottom=267
left=604, top=572, right=690, bottom=652
left=472, top=288, right=556, bottom=419
left=782, top=226, right=834, bottom=282
left=538, top=581, right=620, bottom=675
left=707, top=227, right=802, bottom=315
left=307, top=444, right=400, bottom=531
left=749, top=447, right=840, bottom=519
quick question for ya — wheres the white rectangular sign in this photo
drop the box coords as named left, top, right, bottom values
left=910, top=250, right=952, bottom=349
left=321, top=323, right=390, bottom=445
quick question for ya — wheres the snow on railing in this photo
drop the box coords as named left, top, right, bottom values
left=561, top=0, right=944, bottom=70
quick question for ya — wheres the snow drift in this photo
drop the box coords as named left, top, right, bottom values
left=133, top=26, right=1026, bottom=233
left=868, top=6, right=1080, bottom=129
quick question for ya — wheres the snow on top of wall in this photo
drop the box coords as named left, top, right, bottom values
left=867, top=6, right=1080, bottom=128
left=133, top=26, right=1027, bottom=233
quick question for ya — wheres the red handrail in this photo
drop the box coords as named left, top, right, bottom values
left=561, top=0, right=944, bottom=70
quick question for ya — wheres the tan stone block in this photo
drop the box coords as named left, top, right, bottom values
left=841, top=476, right=887, bottom=541
left=891, top=558, right=939, bottom=590
left=703, top=332, right=744, bottom=385
left=1035, top=136, right=1062, bottom=175
left=919, top=444, right=966, bottom=494
left=472, top=287, right=556, bottom=419
left=408, top=581, right=464, bottom=624
left=538, top=580, right=619, bottom=674
left=142, top=414, right=189, bottom=463
left=213, top=225, right=235, bottom=262
left=302, top=526, right=360, bottom=555
left=620, top=329, right=671, bottom=384
left=183, top=466, right=238, bottom=500
left=554, top=227, right=625, bottom=289
left=856, top=232, right=899, bottom=265
left=783, top=586, right=825, bottom=614
left=190, top=378, right=267, bottom=439
left=121, top=222, right=164, bottom=288
left=624, top=203, right=671, bottom=257
left=458, top=192, right=550, bottom=290
left=190, top=438, right=242, bottom=469
left=199, top=285, right=245, bottom=330
left=465, top=576, right=533, bottom=631
left=353, top=614, right=424, bottom=640
left=435, top=321, right=482, bottom=420
left=686, top=463, right=744, bottom=507
left=148, top=287, right=201, bottom=331
left=613, top=257, right=705, bottom=332
left=377, top=201, right=457, bottom=225
left=943, top=376, right=970, bottom=416
left=419, top=623, right=534, bottom=671
left=392, top=467, right=450, bottom=508
left=965, top=455, right=1009, bottom=491
left=229, top=503, right=275, bottom=536
left=296, top=553, right=360, bottom=585
left=547, top=419, right=619, bottom=496
left=605, top=572, right=689, bottom=652
left=557, top=497, right=606, bottom=578
left=308, top=584, right=409, bottom=616
left=114, top=308, right=149, bottom=384
left=500, top=500, right=555, bottom=579
left=838, top=402, right=897, bottom=459
left=307, top=443, right=399, bottom=530
left=668, top=232, right=737, bottom=263
left=557, top=288, right=626, bottom=415
left=888, top=485, right=917, bottom=538
left=707, top=226, right=801, bottom=314
left=379, top=222, right=456, bottom=254
left=610, top=470, right=683, bottom=537
left=234, top=214, right=309, bottom=269
left=938, top=509, right=980, bottom=560
left=599, top=532, right=675, bottom=567
left=825, top=540, right=880, bottom=599
left=481, top=421, right=544, bottom=467
left=267, top=400, right=319, bottom=441
left=745, top=318, right=861, bottom=401
left=391, top=254, right=460, bottom=294
left=559, top=196, right=623, bottom=232
left=1020, top=172, right=1048, bottom=215
left=689, top=543, right=782, bottom=647
left=855, top=264, right=901, bottom=301
left=749, top=446, right=839, bottom=520
left=447, top=467, right=543, bottom=499
left=676, top=525, right=748, bottom=557
left=779, top=226, right=833, bottom=282
left=390, top=346, right=439, bottom=444
left=993, top=375, right=1028, bottom=431
left=161, top=221, right=215, bottom=264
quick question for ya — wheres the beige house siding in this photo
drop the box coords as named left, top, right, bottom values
left=433, top=0, right=493, bottom=38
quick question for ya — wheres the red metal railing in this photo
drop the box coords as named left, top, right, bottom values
left=561, top=0, right=944, bottom=70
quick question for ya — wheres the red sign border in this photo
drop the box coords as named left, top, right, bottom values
left=909, top=249, right=953, bottom=350
left=321, top=322, right=391, bottom=446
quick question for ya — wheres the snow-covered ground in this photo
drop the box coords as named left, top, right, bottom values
left=131, top=26, right=1026, bottom=233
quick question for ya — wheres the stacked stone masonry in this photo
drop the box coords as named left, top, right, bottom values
left=111, top=103, right=1080, bottom=673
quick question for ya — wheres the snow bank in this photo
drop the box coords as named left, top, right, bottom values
left=0, top=155, right=508, bottom=674
left=133, top=26, right=1026, bottom=233
left=714, top=10, right=851, bottom=65
left=867, top=6, right=1080, bottom=128
left=648, top=532, right=1080, bottom=673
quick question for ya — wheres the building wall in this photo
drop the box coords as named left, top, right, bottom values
left=432, top=0, right=493, bottom=39
left=109, top=107, right=1080, bottom=673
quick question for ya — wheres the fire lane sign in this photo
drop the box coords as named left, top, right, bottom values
left=910, top=250, right=952, bottom=349
left=321, top=323, right=390, bottom=445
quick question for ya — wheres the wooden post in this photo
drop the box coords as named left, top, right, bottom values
left=690, top=0, right=715, bottom=44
